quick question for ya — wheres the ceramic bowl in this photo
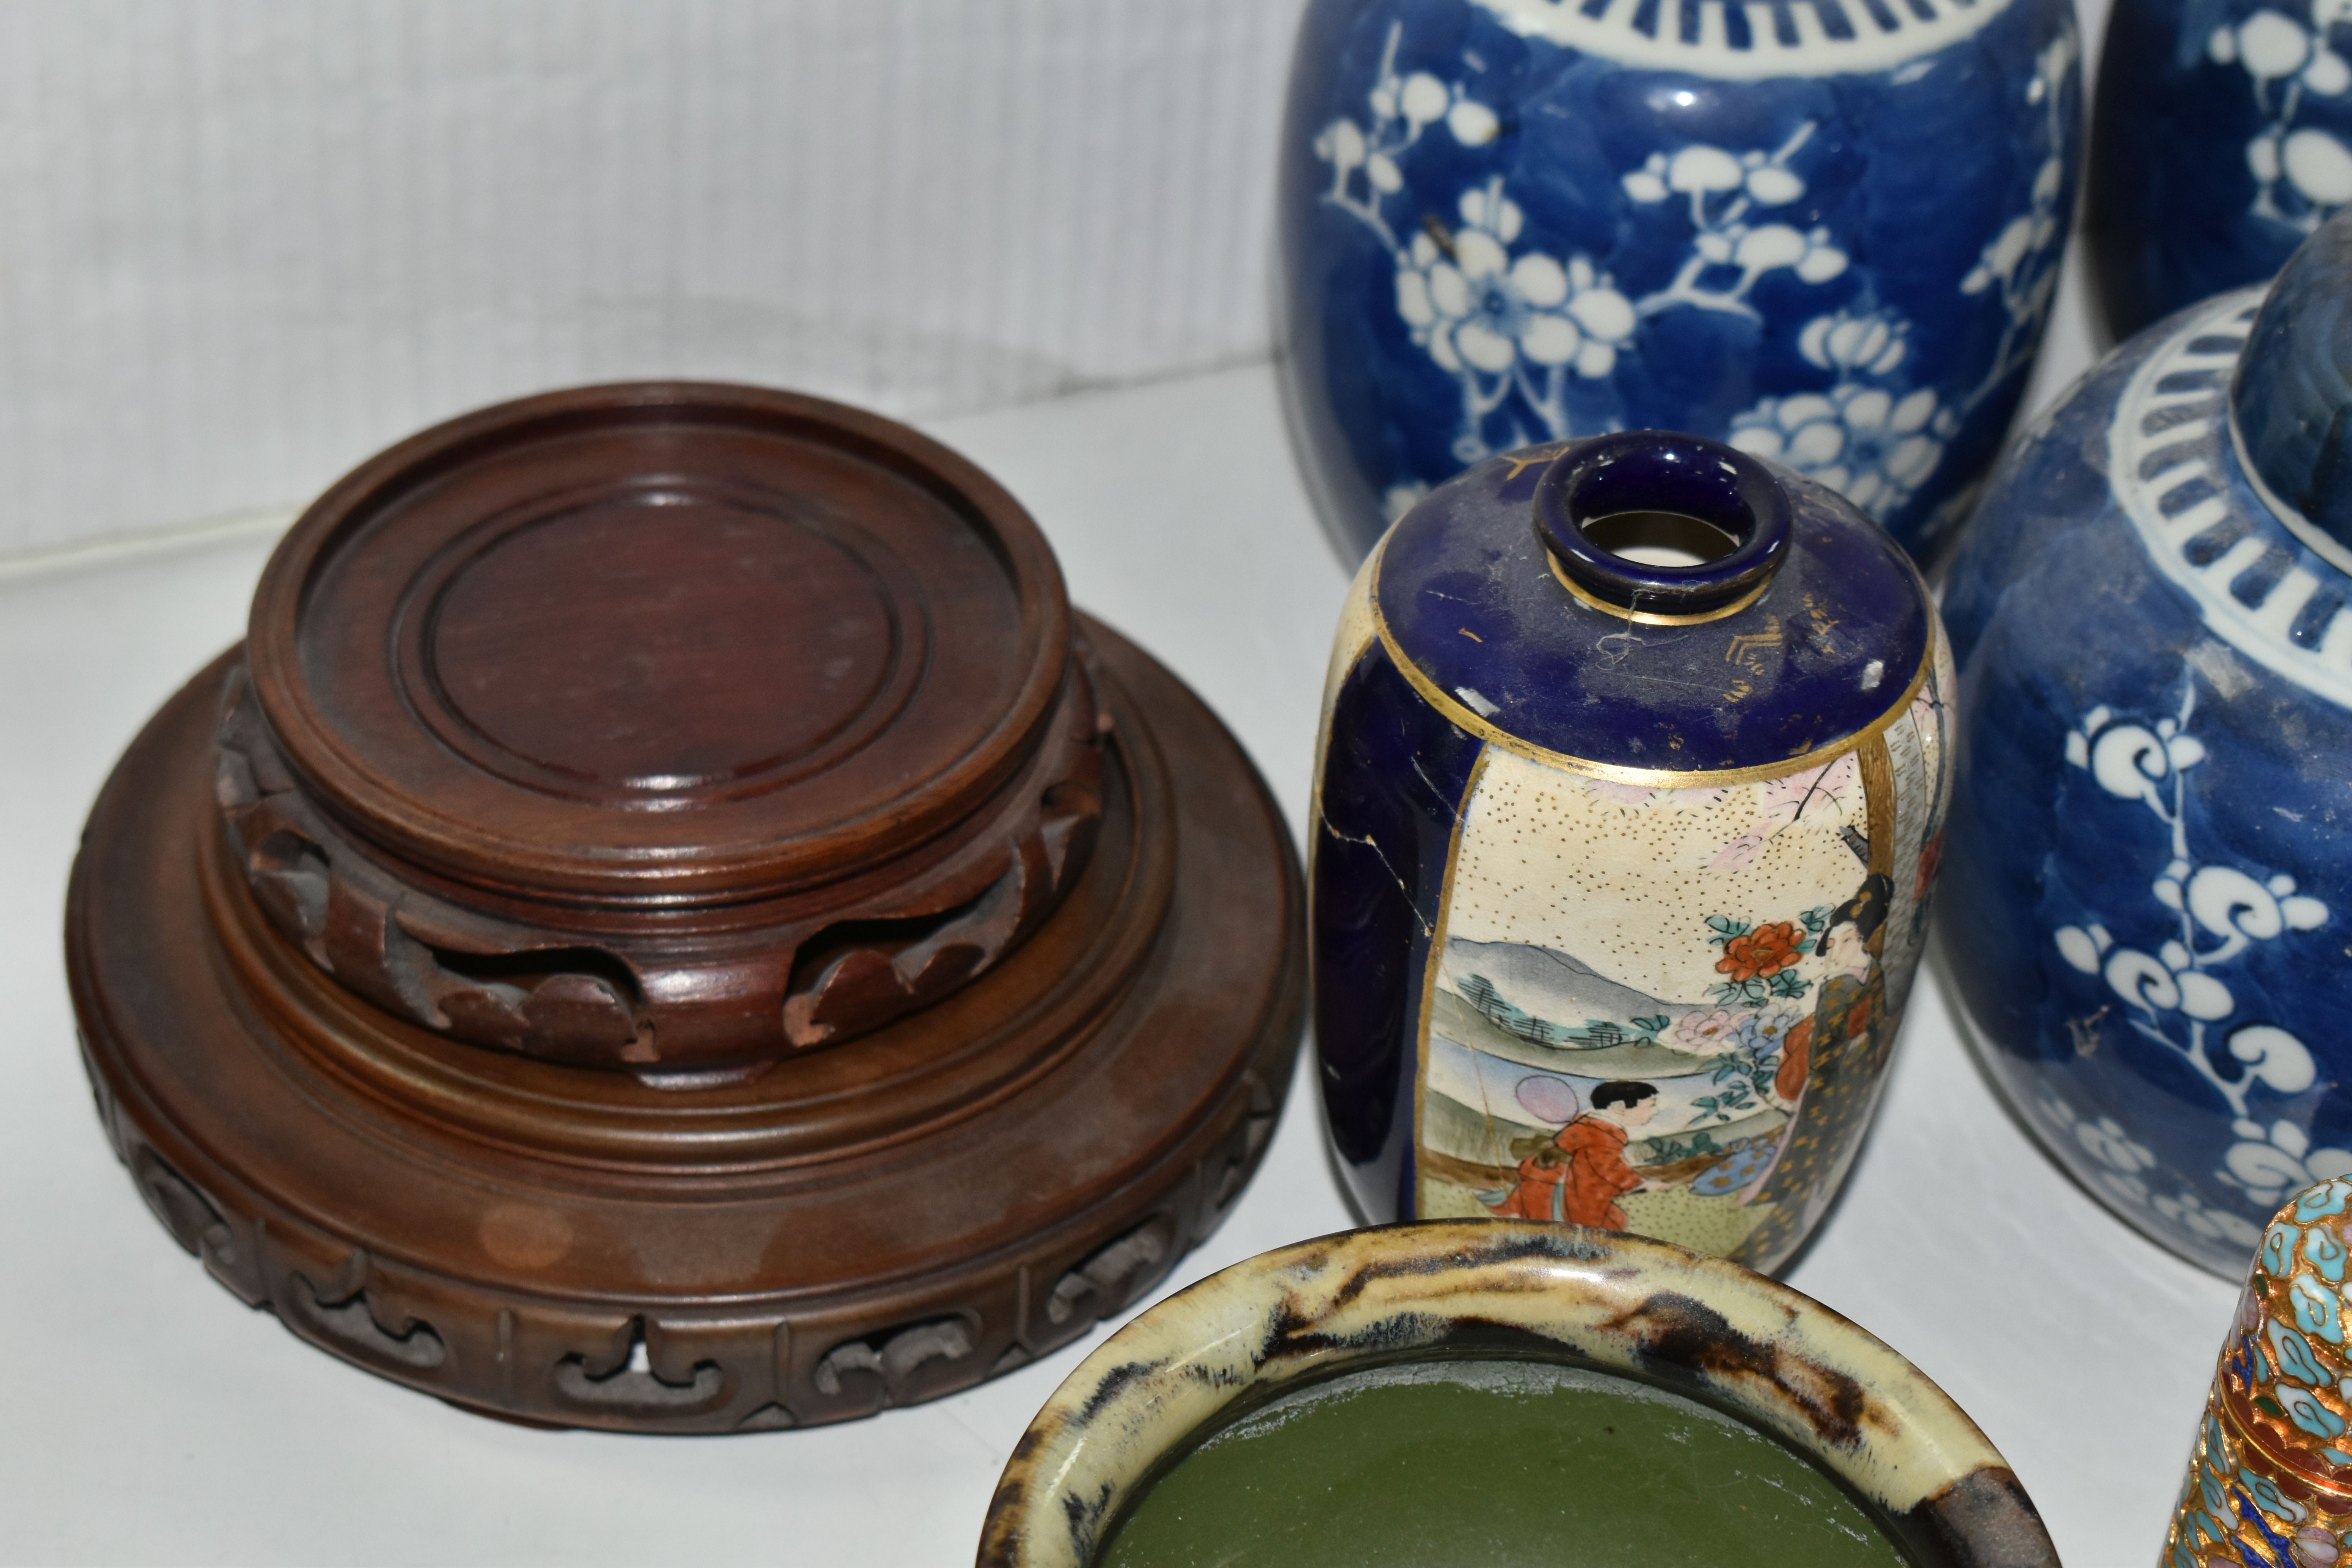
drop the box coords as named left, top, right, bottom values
left=976, top=1221, right=2056, bottom=1567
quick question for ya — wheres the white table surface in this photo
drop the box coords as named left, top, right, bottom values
left=1, top=297, right=2236, bottom=1564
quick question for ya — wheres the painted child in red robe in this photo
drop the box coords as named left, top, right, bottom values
left=1488, top=1081, right=1660, bottom=1229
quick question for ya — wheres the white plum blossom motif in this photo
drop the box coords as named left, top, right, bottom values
left=1397, top=182, right=1637, bottom=385
left=2153, top=1185, right=2269, bottom=1248
left=1728, top=309, right=1959, bottom=515
left=2219, top=1114, right=2352, bottom=1207
left=2040, top=1094, right=2268, bottom=1248
left=1695, top=29, right=2070, bottom=528
left=1313, top=31, right=1501, bottom=254
left=1802, top=309, right=1914, bottom=379
left=2211, top=4, right=2352, bottom=231
left=2050, top=676, right=2334, bottom=1218
left=2042, top=1096, right=2156, bottom=1207
left=1310, top=17, right=2065, bottom=528
left=1960, top=30, right=2077, bottom=415
left=1312, top=22, right=1850, bottom=466
left=1618, top=127, right=1851, bottom=321
left=2072, top=1107, right=2159, bottom=1179
left=1719, top=37, right=2074, bottom=524
left=1316, top=26, right=1637, bottom=463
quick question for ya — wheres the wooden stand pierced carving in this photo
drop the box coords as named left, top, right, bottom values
left=66, top=385, right=1304, bottom=1432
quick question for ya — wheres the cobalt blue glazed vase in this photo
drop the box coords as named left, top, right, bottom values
left=2087, top=0, right=2352, bottom=343
left=1310, top=430, right=1953, bottom=1274
left=1274, top=0, right=2082, bottom=572
left=1939, top=212, right=2352, bottom=1277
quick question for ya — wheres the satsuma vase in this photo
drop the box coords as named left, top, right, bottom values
left=1311, top=428, right=1952, bottom=1274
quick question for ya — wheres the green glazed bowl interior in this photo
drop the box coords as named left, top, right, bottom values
left=976, top=1221, right=2056, bottom=1568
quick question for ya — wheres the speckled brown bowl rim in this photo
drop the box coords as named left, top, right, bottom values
left=977, top=1221, right=2057, bottom=1567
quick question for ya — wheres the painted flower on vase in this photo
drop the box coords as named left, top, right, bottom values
left=2211, top=4, right=2352, bottom=231
left=1729, top=309, right=1957, bottom=515
left=1962, top=154, right=2065, bottom=310
left=1713, top=920, right=1808, bottom=985
left=1617, top=129, right=1851, bottom=318
left=2157, top=1185, right=2271, bottom=1250
left=1396, top=181, right=1637, bottom=386
left=1312, top=29, right=1868, bottom=472
left=1671, top=1009, right=1746, bottom=1055
left=1959, top=50, right=2072, bottom=403
left=2223, top=1116, right=2352, bottom=1209
left=1705, top=910, right=1825, bottom=1005
left=2032, top=680, right=2337, bottom=1245
left=1284, top=0, right=2080, bottom=565
left=2072, top=1105, right=2160, bottom=1179
left=1735, top=1005, right=1804, bottom=1057
left=2039, top=1094, right=2267, bottom=1248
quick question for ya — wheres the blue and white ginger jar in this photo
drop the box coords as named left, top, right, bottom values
left=1940, top=211, right=2352, bottom=1276
left=1274, top=0, right=2083, bottom=570
left=2088, top=0, right=2352, bottom=341
left=1311, top=429, right=1953, bottom=1273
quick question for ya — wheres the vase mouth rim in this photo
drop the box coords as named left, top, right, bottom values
left=977, top=1220, right=2053, bottom=1568
left=1534, top=431, right=1792, bottom=618
left=1370, top=434, right=1934, bottom=779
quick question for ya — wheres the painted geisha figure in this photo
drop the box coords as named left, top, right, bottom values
left=1742, top=871, right=1895, bottom=1263
left=1468, top=827, right=1906, bottom=1250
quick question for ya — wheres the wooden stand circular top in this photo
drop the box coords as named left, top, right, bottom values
left=66, top=386, right=1305, bottom=1432
left=252, top=385, right=1069, bottom=900
left=218, top=385, right=1113, bottom=1071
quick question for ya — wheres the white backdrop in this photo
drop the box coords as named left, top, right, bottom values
left=0, top=0, right=2121, bottom=561
left=0, top=0, right=1308, bottom=557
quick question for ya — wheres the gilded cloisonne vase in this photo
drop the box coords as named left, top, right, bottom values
left=1938, top=211, right=2352, bottom=1277
left=2163, top=1178, right=2352, bottom=1566
left=2089, top=0, right=2352, bottom=342
left=1310, top=430, right=1952, bottom=1274
left=1274, top=0, right=2082, bottom=571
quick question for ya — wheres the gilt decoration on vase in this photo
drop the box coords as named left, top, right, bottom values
left=2163, top=1176, right=2352, bottom=1567
left=1275, top=0, right=2082, bottom=570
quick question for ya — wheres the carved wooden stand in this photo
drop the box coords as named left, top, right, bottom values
left=65, top=385, right=1304, bottom=1432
